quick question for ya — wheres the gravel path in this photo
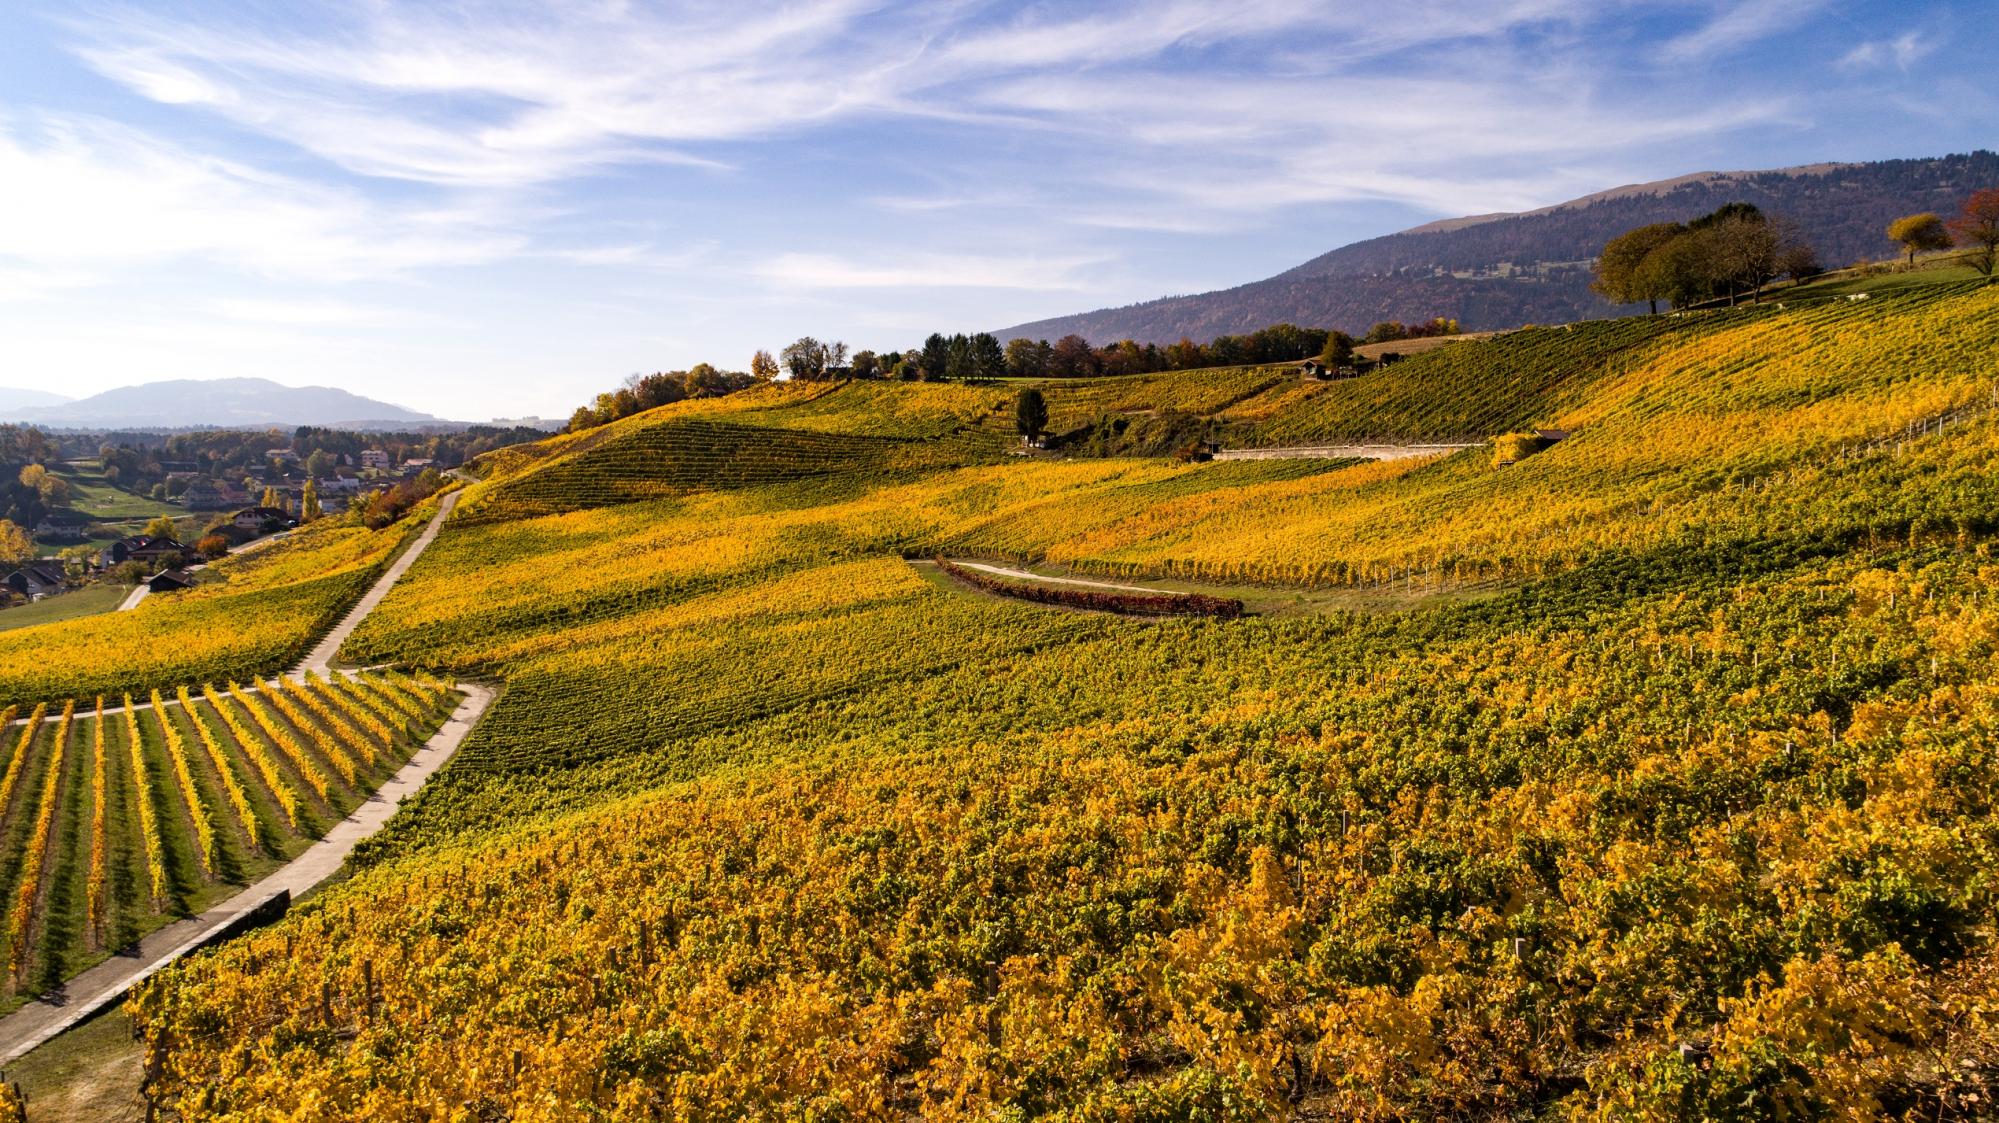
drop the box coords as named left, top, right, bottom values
left=941, top=559, right=1167, bottom=594
left=1212, top=443, right=1475, bottom=461
left=293, top=492, right=458, bottom=675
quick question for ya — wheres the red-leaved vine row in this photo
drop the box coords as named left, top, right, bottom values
left=934, top=558, right=1244, bottom=619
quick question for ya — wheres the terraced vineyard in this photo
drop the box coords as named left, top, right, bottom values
left=465, top=415, right=1011, bottom=523
left=0, top=672, right=457, bottom=1005
left=0, top=510, right=435, bottom=708
left=5, top=278, right=1995, bottom=1119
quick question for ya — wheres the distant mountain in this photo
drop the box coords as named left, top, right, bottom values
left=0, top=388, right=74, bottom=412
left=7, top=377, right=440, bottom=430
left=999, top=151, right=1999, bottom=344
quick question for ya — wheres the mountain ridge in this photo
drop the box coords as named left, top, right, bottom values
left=5, top=376, right=440, bottom=430
left=998, top=151, right=1999, bottom=344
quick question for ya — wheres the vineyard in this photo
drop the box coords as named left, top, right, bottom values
left=0, top=509, right=433, bottom=708
left=0, top=276, right=1977, bottom=1118
left=0, top=671, right=457, bottom=1007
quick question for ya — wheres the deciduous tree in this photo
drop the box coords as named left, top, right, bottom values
left=1050, top=334, right=1095, bottom=378
left=1948, top=188, right=1999, bottom=276
left=0, top=520, right=33, bottom=565
left=750, top=350, right=779, bottom=383
left=1887, top=212, right=1951, bottom=268
left=781, top=337, right=826, bottom=381
left=1593, top=222, right=1684, bottom=313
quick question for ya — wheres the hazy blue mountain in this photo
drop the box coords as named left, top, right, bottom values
left=7, top=377, right=440, bottom=429
left=999, top=150, right=1999, bottom=344
left=0, top=388, right=74, bottom=413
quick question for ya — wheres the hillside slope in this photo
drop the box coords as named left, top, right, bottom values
left=1000, top=151, right=1999, bottom=343
left=121, top=284, right=1999, bottom=1119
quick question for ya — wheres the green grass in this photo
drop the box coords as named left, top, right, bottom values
left=53, top=466, right=179, bottom=522
left=0, top=585, right=130, bottom=633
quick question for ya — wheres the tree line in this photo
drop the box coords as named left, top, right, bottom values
left=1591, top=203, right=1820, bottom=313
left=565, top=318, right=1450, bottom=433
left=1595, top=188, right=1999, bottom=314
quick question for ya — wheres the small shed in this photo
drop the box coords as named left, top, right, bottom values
left=147, top=568, right=197, bottom=594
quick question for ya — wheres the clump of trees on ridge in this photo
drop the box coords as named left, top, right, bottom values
left=1596, top=188, right=1999, bottom=314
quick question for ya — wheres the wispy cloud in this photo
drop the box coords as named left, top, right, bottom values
left=1659, top=0, right=1829, bottom=63
left=1838, top=30, right=1934, bottom=72
left=0, top=114, right=520, bottom=286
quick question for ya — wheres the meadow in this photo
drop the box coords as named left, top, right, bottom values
left=0, top=281, right=1992, bottom=1118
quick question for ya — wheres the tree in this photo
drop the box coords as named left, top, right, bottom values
left=196, top=534, right=231, bottom=560
left=1887, top=213, right=1951, bottom=268
left=17, top=464, right=69, bottom=509
left=850, top=350, right=880, bottom=379
left=305, top=449, right=337, bottom=478
left=1164, top=337, right=1206, bottom=370
left=1593, top=222, right=1684, bottom=313
left=685, top=363, right=726, bottom=396
left=968, top=333, right=1006, bottom=381
left=1050, top=334, right=1095, bottom=378
left=1014, top=388, right=1048, bottom=442
left=781, top=337, right=826, bottom=381
left=945, top=334, right=973, bottom=380
left=143, top=515, right=180, bottom=541
left=300, top=478, right=322, bottom=523
left=1318, top=331, right=1356, bottom=369
left=259, top=485, right=286, bottom=512
left=1710, top=213, right=1781, bottom=303
left=825, top=341, right=849, bottom=370
left=920, top=334, right=952, bottom=382
left=1005, top=338, right=1052, bottom=378
left=1777, top=239, right=1822, bottom=282
left=0, top=521, right=33, bottom=565
left=1948, top=188, right=1999, bottom=277
left=751, top=350, right=780, bottom=383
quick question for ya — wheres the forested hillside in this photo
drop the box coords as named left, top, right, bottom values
left=1000, top=151, right=1999, bottom=343
left=99, top=282, right=1999, bottom=1119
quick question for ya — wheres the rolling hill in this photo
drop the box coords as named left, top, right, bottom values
left=5, top=377, right=440, bottom=429
left=999, top=150, right=1999, bottom=343
left=58, top=278, right=1997, bottom=1118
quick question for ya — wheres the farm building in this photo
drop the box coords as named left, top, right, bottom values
left=5, top=562, right=68, bottom=600
left=100, top=534, right=187, bottom=569
left=147, top=568, right=197, bottom=593
left=232, top=506, right=296, bottom=531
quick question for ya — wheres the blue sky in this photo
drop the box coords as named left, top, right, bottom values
left=1, top=0, right=1993, bottom=420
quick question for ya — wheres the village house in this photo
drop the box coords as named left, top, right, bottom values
left=232, top=506, right=296, bottom=532
left=99, top=534, right=187, bottom=570
left=361, top=449, right=392, bottom=470
left=5, top=562, right=68, bottom=600
left=181, top=478, right=251, bottom=511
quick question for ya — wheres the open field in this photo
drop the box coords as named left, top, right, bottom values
left=0, top=587, right=129, bottom=635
